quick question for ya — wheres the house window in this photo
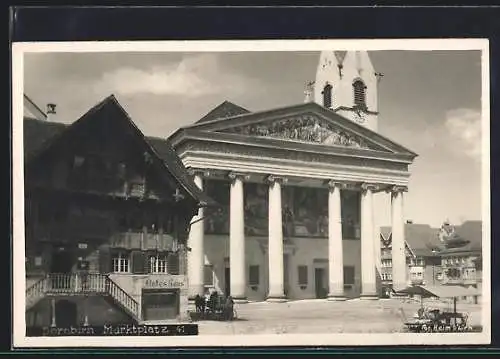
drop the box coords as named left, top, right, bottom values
left=382, top=273, right=392, bottom=281
left=249, top=265, right=260, bottom=286
left=353, top=80, right=367, bottom=108
left=298, top=265, right=308, bottom=286
left=382, top=259, right=392, bottom=268
left=111, top=251, right=130, bottom=273
left=204, top=265, right=214, bottom=287
left=149, top=254, right=168, bottom=273
left=322, top=83, right=333, bottom=108
left=344, top=266, right=355, bottom=285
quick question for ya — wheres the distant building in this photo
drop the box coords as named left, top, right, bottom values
left=379, top=223, right=441, bottom=295
left=23, top=94, right=47, bottom=121
left=379, top=220, right=483, bottom=301
left=437, top=220, right=482, bottom=289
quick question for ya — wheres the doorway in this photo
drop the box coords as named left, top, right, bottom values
left=55, top=299, right=78, bottom=327
left=50, top=246, right=74, bottom=290
left=224, top=267, right=231, bottom=297
left=315, top=268, right=327, bottom=299
left=142, top=289, right=180, bottom=321
left=51, top=247, right=74, bottom=273
left=283, top=254, right=290, bottom=297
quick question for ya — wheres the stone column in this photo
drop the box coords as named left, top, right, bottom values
left=187, top=171, right=205, bottom=299
left=266, top=175, right=287, bottom=302
left=391, top=185, right=408, bottom=292
left=360, top=183, right=378, bottom=299
left=229, top=172, right=249, bottom=303
left=327, top=181, right=346, bottom=300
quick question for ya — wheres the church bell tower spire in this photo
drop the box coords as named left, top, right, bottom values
left=312, top=50, right=380, bottom=132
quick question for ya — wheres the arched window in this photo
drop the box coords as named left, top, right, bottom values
left=353, top=80, right=367, bottom=109
left=322, top=83, right=333, bottom=108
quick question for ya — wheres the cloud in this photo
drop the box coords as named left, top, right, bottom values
left=93, top=53, right=260, bottom=98
left=444, top=108, right=482, bottom=161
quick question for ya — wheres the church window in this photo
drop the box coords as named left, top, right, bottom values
left=322, top=83, right=333, bottom=108
left=353, top=80, right=367, bottom=109
left=298, top=265, right=308, bottom=286
left=249, top=265, right=260, bottom=286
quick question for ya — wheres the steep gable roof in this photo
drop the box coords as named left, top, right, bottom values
left=380, top=223, right=441, bottom=257
left=195, top=100, right=250, bottom=124
left=381, top=221, right=483, bottom=257
left=24, top=118, right=66, bottom=159
left=24, top=95, right=216, bottom=208
left=24, top=94, right=47, bottom=121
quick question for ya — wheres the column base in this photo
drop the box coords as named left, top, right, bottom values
left=266, top=295, right=287, bottom=303
left=327, top=294, right=346, bottom=301
left=360, top=293, right=379, bottom=300
left=232, top=296, right=248, bottom=304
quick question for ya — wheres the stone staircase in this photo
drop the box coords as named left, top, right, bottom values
left=26, top=273, right=140, bottom=322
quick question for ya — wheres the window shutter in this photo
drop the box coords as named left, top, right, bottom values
left=144, top=251, right=152, bottom=274
left=131, top=250, right=146, bottom=274
left=98, top=247, right=111, bottom=274
left=167, top=252, right=180, bottom=275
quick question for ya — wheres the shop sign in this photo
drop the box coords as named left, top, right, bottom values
left=144, top=276, right=187, bottom=289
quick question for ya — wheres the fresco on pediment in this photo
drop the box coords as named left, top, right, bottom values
left=221, top=114, right=371, bottom=149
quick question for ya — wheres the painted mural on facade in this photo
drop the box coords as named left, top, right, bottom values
left=203, top=179, right=361, bottom=238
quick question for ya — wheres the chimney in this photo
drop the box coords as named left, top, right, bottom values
left=46, top=103, right=56, bottom=121
left=304, top=81, right=314, bottom=103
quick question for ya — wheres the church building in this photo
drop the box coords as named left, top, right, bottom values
left=170, top=51, right=419, bottom=302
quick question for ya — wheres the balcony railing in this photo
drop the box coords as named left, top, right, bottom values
left=26, top=273, right=140, bottom=321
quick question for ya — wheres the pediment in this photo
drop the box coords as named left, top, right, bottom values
left=216, top=112, right=388, bottom=152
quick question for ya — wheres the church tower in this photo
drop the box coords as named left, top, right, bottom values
left=310, top=51, right=381, bottom=132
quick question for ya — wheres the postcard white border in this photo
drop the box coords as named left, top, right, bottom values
left=12, top=39, right=491, bottom=348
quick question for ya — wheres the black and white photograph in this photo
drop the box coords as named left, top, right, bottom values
left=12, top=39, right=490, bottom=347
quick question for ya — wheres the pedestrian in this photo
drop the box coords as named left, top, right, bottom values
left=225, top=295, right=234, bottom=321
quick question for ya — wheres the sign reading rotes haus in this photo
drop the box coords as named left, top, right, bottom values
left=143, top=275, right=187, bottom=289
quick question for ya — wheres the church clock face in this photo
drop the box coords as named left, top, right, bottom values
left=353, top=109, right=366, bottom=124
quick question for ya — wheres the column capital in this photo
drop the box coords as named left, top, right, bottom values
left=325, top=180, right=347, bottom=190
left=228, top=172, right=250, bottom=183
left=187, top=168, right=211, bottom=178
left=360, top=183, right=380, bottom=193
left=386, top=185, right=408, bottom=194
left=265, top=174, right=288, bottom=185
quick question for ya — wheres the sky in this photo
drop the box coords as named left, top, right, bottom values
left=23, top=49, right=484, bottom=228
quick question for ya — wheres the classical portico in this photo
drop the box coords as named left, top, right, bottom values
left=170, top=101, right=417, bottom=302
